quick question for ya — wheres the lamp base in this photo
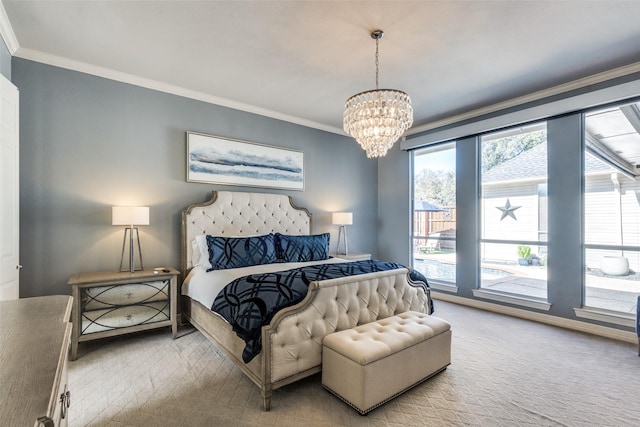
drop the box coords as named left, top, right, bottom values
left=119, top=227, right=144, bottom=273
left=336, top=225, right=349, bottom=256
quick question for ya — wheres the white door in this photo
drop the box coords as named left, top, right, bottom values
left=0, top=75, right=19, bottom=301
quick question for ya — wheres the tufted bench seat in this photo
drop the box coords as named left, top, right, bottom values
left=322, top=311, right=451, bottom=414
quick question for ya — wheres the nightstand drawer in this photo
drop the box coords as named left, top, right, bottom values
left=82, top=301, right=170, bottom=335
left=83, top=280, right=169, bottom=310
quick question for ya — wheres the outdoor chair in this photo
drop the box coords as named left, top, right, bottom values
left=424, top=232, right=441, bottom=252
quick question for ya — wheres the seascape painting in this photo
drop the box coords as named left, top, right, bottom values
left=186, top=132, right=304, bottom=190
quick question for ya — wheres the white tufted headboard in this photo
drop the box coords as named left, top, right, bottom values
left=181, top=191, right=312, bottom=274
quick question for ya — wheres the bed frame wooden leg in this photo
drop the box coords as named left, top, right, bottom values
left=262, top=390, right=272, bottom=411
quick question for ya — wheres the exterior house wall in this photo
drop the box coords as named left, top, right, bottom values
left=585, top=172, right=640, bottom=272
left=482, top=165, right=640, bottom=272
left=620, top=177, right=640, bottom=247
left=482, top=182, right=540, bottom=262
left=585, top=174, right=617, bottom=245
left=585, top=174, right=620, bottom=270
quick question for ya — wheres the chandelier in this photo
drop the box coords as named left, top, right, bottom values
left=343, top=30, right=413, bottom=158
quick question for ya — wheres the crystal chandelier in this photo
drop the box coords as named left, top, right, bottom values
left=343, top=30, right=413, bottom=158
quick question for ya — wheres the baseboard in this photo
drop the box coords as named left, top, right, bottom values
left=432, top=292, right=638, bottom=345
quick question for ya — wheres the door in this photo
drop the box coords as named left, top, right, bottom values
left=0, top=74, right=19, bottom=300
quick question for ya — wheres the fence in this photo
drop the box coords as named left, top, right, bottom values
left=413, top=207, right=457, bottom=252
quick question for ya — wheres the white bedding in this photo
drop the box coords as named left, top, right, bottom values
left=182, top=257, right=352, bottom=309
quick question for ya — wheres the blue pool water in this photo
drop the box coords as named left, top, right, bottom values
left=414, top=258, right=511, bottom=281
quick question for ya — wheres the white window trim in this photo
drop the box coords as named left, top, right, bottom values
left=472, top=289, right=551, bottom=311
left=574, top=307, right=636, bottom=328
left=429, top=282, right=458, bottom=293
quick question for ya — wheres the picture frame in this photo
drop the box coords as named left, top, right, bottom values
left=186, top=132, right=304, bottom=191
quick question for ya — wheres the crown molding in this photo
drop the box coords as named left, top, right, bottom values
left=12, top=30, right=640, bottom=140
left=13, top=47, right=346, bottom=136
left=0, top=1, right=18, bottom=54
left=407, top=61, right=640, bottom=136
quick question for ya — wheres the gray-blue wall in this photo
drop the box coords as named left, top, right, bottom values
left=377, top=142, right=411, bottom=265
left=13, top=58, right=378, bottom=297
left=0, top=38, right=10, bottom=80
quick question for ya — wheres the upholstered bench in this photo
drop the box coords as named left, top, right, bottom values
left=322, top=311, right=451, bottom=414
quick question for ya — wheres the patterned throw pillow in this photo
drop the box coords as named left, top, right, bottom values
left=206, top=234, right=277, bottom=271
left=275, top=233, right=330, bottom=263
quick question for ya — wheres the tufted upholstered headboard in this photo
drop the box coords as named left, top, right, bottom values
left=181, top=191, right=312, bottom=274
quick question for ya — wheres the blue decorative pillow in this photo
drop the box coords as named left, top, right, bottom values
left=206, top=234, right=277, bottom=271
left=275, top=233, right=330, bottom=263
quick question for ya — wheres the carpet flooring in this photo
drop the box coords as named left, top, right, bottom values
left=68, top=300, right=640, bottom=426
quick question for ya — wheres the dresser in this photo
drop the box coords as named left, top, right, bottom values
left=68, top=268, right=179, bottom=360
left=0, top=295, right=73, bottom=427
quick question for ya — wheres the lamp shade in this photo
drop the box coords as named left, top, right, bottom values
left=112, top=206, right=149, bottom=226
left=332, top=212, right=353, bottom=226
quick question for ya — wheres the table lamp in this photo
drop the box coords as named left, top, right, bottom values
left=332, top=212, right=353, bottom=256
left=112, top=206, right=149, bottom=273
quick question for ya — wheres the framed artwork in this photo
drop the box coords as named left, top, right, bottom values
left=186, top=132, right=304, bottom=191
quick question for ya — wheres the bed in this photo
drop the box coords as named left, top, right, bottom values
left=181, top=190, right=432, bottom=410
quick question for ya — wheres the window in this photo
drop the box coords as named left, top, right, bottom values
left=405, top=81, right=640, bottom=327
left=412, top=143, right=456, bottom=286
left=479, top=123, right=548, bottom=300
left=583, top=101, right=640, bottom=314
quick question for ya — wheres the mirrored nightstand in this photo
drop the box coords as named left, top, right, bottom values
left=331, top=253, right=372, bottom=261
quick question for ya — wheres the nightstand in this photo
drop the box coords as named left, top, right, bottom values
left=68, top=267, right=179, bottom=360
left=332, top=253, right=372, bottom=261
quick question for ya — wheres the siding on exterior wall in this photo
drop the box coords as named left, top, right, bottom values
left=585, top=174, right=617, bottom=245
left=482, top=183, right=541, bottom=261
left=620, top=178, right=640, bottom=247
left=483, top=183, right=540, bottom=241
left=585, top=172, right=640, bottom=272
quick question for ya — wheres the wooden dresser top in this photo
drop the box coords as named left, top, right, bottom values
left=0, top=295, right=72, bottom=426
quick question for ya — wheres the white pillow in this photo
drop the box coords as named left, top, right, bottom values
left=191, top=234, right=212, bottom=270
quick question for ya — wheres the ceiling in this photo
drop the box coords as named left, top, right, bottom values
left=4, top=1, right=640, bottom=136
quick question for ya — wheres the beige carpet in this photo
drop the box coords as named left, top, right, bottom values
left=68, top=301, right=640, bottom=426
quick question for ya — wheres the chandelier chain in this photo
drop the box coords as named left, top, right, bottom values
left=375, top=37, right=379, bottom=90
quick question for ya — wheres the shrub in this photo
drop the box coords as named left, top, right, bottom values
left=517, top=245, right=531, bottom=259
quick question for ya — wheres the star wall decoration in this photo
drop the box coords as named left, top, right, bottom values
left=496, top=198, right=521, bottom=221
